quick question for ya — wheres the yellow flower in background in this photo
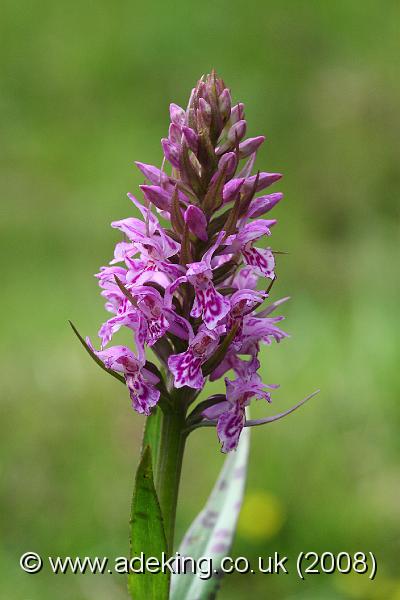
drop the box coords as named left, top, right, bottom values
left=238, top=490, right=285, bottom=540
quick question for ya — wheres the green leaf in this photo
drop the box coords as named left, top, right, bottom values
left=113, top=275, right=137, bottom=306
left=68, top=320, right=125, bottom=384
left=128, top=445, right=170, bottom=600
left=141, top=408, right=163, bottom=471
left=170, top=427, right=250, bottom=600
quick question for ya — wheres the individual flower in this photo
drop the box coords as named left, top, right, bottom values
left=168, top=326, right=220, bottom=389
left=186, top=232, right=231, bottom=329
left=87, top=341, right=160, bottom=415
left=223, top=220, right=276, bottom=279
left=131, top=285, right=192, bottom=345
left=214, top=361, right=278, bottom=452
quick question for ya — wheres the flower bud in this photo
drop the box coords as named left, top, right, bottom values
left=246, top=193, right=283, bottom=218
left=196, top=80, right=209, bottom=102
left=210, top=152, right=237, bottom=186
left=182, top=126, right=199, bottom=154
left=227, top=119, right=247, bottom=143
left=216, top=120, right=247, bottom=155
left=140, top=185, right=171, bottom=211
left=243, top=172, right=282, bottom=193
left=217, top=152, right=237, bottom=179
left=218, top=88, right=232, bottom=122
left=169, top=103, right=185, bottom=126
left=238, top=136, right=265, bottom=159
left=169, top=123, right=182, bottom=145
left=161, top=138, right=181, bottom=169
left=184, top=205, right=208, bottom=241
left=214, top=75, right=226, bottom=96
left=222, top=178, right=245, bottom=203
left=135, top=162, right=169, bottom=186
left=230, top=103, right=245, bottom=124
left=198, top=98, right=212, bottom=128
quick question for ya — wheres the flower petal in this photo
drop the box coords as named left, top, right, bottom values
left=184, top=205, right=208, bottom=242
left=168, top=351, right=204, bottom=389
left=126, top=373, right=160, bottom=415
left=217, top=406, right=246, bottom=453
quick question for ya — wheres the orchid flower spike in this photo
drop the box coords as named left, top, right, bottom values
left=73, top=71, right=317, bottom=453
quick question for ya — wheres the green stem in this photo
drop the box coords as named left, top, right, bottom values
left=142, top=399, right=187, bottom=554
left=155, top=408, right=187, bottom=552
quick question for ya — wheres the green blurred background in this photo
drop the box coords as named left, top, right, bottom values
left=1, top=0, right=399, bottom=598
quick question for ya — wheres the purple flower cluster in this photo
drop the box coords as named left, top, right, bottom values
left=90, top=72, right=291, bottom=452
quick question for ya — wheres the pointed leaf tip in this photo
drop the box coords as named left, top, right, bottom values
left=245, top=389, right=321, bottom=427
left=69, top=320, right=125, bottom=384
left=114, top=275, right=137, bottom=306
left=202, top=322, right=240, bottom=376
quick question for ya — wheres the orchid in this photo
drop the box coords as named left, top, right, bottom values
left=87, top=341, right=160, bottom=415
left=71, top=71, right=317, bottom=600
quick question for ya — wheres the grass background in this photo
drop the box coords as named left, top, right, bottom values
left=1, top=1, right=399, bottom=598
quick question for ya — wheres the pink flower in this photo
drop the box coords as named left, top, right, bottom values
left=88, top=341, right=160, bottom=415
left=168, top=327, right=219, bottom=389
left=186, top=232, right=230, bottom=329
left=216, top=366, right=277, bottom=452
left=223, top=220, right=276, bottom=279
